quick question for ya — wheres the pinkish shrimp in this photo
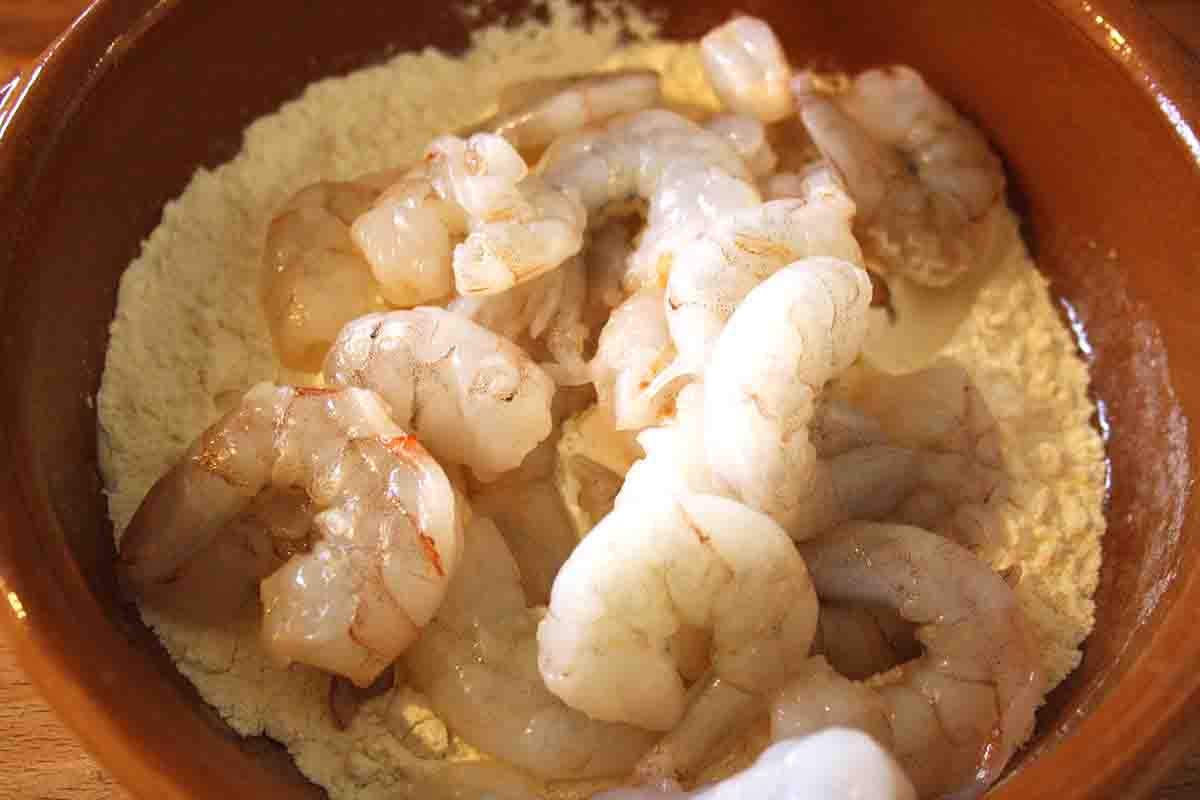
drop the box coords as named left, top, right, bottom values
left=662, top=166, right=862, bottom=383
left=774, top=522, right=1045, bottom=798
left=406, top=514, right=658, bottom=779
left=539, top=109, right=761, bottom=293
left=322, top=307, right=556, bottom=480
left=260, top=179, right=387, bottom=371
left=352, top=132, right=586, bottom=303
left=832, top=360, right=1009, bottom=551
left=119, top=384, right=462, bottom=687
left=794, top=66, right=1007, bottom=287
left=484, top=70, right=663, bottom=157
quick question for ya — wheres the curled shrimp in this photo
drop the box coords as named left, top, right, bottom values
left=832, top=360, right=1009, bottom=551
left=703, top=257, right=876, bottom=536
left=405, top=514, right=658, bottom=779
left=351, top=133, right=586, bottom=303
left=773, top=522, right=1045, bottom=798
left=260, top=179, right=387, bottom=371
left=119, top=384, right=462, bottom=687
left=700, top=16, right=793, bottom=123
left=540, top=109, right=761, bottom=292
left=591, top=287, right=678, bottom=431
left=599, top=728, right=917, bottom=800
left=662, top=167, right=862, bottom=382
left=537, top=492, right=818, bottom=732
left=322, top=307, right=556, bottom=480
left=794, top=66, right=1006, bottom=287
left=484, top=70, right=663, bottom=157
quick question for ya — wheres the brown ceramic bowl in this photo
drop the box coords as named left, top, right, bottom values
left=1, top=0, right=1198, bottom=797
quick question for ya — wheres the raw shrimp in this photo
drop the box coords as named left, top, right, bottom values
left=537, top=492, right=818, bottom=732
left=794, top=66, right=1006, bottom=287
left=591, top=287, right=678, bottom=431
left=448, top=255, right=592, bottom=385
left=832, top=360, right=1009, bottom=551
left=351, top=132, right=586, bottom=302
left=322, top=307, right=555, bottom=479
left=699, top=16, right=793, bottom=123
left=260, top=179, right=387, bottom=371
left=703, top=114, right=778, bottom=178
left=540, top=109, right=760, bottom=292
left=119, top=383, right=462, bottom=686
left=776, top=522, right=1045, bottom=798
left=663, top=166, right=862, bottom=381
left=600, top=728, right=917, bottom=800
left=704, top=257, right=877, bottom=536
left=405, top=515, right=658, bottom=779
left=484, top=70, right=662, bottom=156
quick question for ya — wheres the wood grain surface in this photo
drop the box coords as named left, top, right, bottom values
left=1, top=1, right=1198, bottom=799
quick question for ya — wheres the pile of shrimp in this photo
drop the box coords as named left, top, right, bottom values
left=120, top=14, right=1046, bottom=800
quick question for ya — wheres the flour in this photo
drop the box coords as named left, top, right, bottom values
left=96, top=3, right=1107, bottom=797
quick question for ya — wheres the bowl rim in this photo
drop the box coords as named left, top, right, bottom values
left=1, top=1, right=1199, bottom=798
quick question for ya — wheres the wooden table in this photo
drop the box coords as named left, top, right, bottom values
left=2, top=1, right=1200, bottom=798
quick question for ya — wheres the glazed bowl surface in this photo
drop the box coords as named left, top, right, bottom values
left=1, top=1, right=1198, bottom=798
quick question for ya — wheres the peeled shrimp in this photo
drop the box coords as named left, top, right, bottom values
left=600, top=728, right=917, bottom=800
left=484, top=70, right=662, bottom=156
left=540, top=109, right=760, bottom=292
left=704, top=257, right=874, bottom=535
left=832, top=360, right=1009, bottom=551
left=322, top=308, right=555, bottom=480
left=663, top=167, right=862, bottom=382
left=703, top=114, right=778, bottom=178
left=591, top=287, right=678, bottom=431
left=699, top=16, right=793, bottom=123
left=448, top=255, right=592, bottom=385
left=794, top=66, right=1006, bottom=287
left=119, top=384, right=462, bottom=686
left=774, top=522, right=1045, bottom=798
left=260, top=180, right=387, bottom=370
left=406, top=514, right=658, bottom=779
left=351, top=133, right=586, bottom=302
left=537, top=492, right=818, bottom=732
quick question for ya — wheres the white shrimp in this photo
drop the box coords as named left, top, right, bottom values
left=322, top=308, right=555, bottom=480
left=832, top=360, right=1009, bottom=551
left=703, top=114, right=779, bottom=178
left=540, top=109, right=761, bottom=292
left=774, top=522, right=1045, bottom=798
left=794, top=66, right=1006, bottom=287
left=662, top=167, right=862, bottom=382
left=351, top=133, right=586, bottom=302
left=591, top=287, right=678, bottom=431
left=537, top=492, right=818, bottom=732
left=260, top=179, right=387, bottom=370
left=406, top=514, right=658, bottom=779
left=601, top=729, right=917, bottom=800
left=448, top=255, right=592, bottom=385
left=484, top=70, right=663, bottom=156
left=119, top=384, right=462, bottom=687
left=699, top=16, right=793, bottom=123
left=704, top=257, right=874, bottom=536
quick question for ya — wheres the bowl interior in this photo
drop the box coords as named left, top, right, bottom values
left=1, top=0, right=1198, bottom=798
